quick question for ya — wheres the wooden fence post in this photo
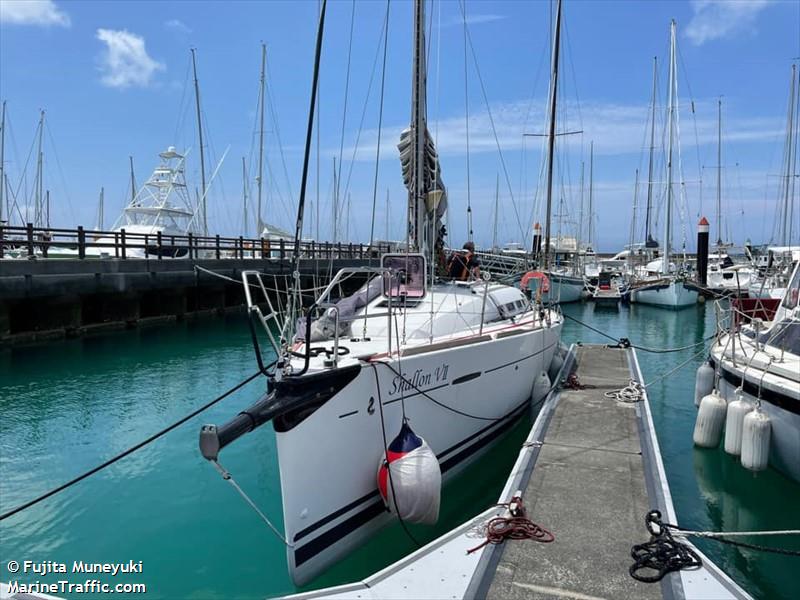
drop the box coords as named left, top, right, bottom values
left=77, top=226, right=86, bottom=259
left=120, top=228, right=127, bottom=259
left=26, top=222, right=34, bottom=257
left=215, top=234, right=220, bottom=259
left=157, top=231, right=163, bottom=260
left=188, top=233, right=194, bottom=260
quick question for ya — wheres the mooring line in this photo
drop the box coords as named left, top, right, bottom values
left=0, top=369, right=266, bottom=522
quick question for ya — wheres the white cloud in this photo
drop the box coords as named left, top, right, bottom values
left=446, top=13, right=506, bottom=27
left=685, top=0, right=771, bottom=46
left=164, top=18, right=191, bottom=34
left=95, top=29, right=164, bottom=89
left=0, top=0, right=70, bottom=27
left=340, top=97, right=783, bottom=162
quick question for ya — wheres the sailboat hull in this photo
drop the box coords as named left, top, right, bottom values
left=546, top=273, right=584, bottom=304
left=275, top=320, right=562, bottom=585
left=631, top=279, right=697, bottom=308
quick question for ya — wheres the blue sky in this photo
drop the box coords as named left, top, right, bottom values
left=1, top=0, right=798, bottom=251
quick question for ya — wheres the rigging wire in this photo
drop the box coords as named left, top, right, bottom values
left=369, top=0, right=391, bottom=246
left=335, top=0, right=357, bottom=238
left=457, top=0, right=528, bottom=248
left=0, top=370, right=266, bottom=522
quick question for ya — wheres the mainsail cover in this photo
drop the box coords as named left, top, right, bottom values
left=397, top=126, right=448, bottom=249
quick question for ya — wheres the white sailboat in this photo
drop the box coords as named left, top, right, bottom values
left=630, top=20, right=698, bottom=309
left=705, top=260, right=800, bottom=482
left=199, top=0, right=562, bottom=586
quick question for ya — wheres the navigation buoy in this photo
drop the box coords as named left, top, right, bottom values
left=741, top=409, right=771, bottom=472
left=724, top=389, right=753, bottom=456
left=548, top=352, right=564, bottom=382
left=532, top=371, right=551, bottom=402
left=694, top=362, right=714, bottom=407
left=693, top=390, right=726, bottom=448
left=377, top=422, right=441, bottom=524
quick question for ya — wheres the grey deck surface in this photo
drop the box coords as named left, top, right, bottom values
left=487, top=345, right=661, bottom=600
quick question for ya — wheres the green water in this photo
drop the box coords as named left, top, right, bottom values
left=0, top=307, right=798, bottom=599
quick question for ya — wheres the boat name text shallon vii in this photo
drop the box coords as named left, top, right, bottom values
left=389, top=364, right=449, bottom=396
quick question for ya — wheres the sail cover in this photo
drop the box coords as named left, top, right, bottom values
left=397, top=126, right=448, bottom=250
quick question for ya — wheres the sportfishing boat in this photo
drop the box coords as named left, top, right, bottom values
left=629, top=21, right=697, bottom=309
left=702, top=260, right=800, bottom=482
left=199, top=0, right=562, bottom=586
left=88, top=147, right=202, bottom=258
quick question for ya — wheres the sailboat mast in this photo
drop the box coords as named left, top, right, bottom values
left=0, top=101, right=5, bottom=223
left=385, top=188, right=390, bottom=240
left=492, top=173, right=499, bottom=251
left=542, top=0, right=563, bottom=270
left=46, top=189, right=50, bottom=228
left=587, top=140, right=593, bottom=250
left=242, top=157, right=248, bottom=236
left=332, top=157, right=338, bottom=241
left=645, top=57, right=657, bottom=245
left=716, top=98, right=722, bottom=246
left=98, top=187, right=104, bottom=230
left=257, top=43, right=266, bottom=237
left=129, top=156, right=136, bottom=203
left=410, top=0, right=428, bottom=256
left=36, top=110, right=45, bottom=228
left=578, top=161, right=584, bottom=247
left=630, top=168, right=639, bottom=265
left=782, top=64, right=797, bottom=246
left=663, top=20, right=677, bottom=274
left=191, top=48, right=208, bottom=236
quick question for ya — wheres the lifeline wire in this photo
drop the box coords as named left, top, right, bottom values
left=0, top=370, right=266, bottom=522
left=562, top=312, right=715, bottom=353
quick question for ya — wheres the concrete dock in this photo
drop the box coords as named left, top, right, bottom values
left=487, top=345, right=658, bottom=599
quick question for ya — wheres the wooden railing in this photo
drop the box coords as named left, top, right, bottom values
left=0, top=223, right=392, bottom=261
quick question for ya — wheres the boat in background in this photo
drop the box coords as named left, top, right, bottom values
left=629, top=21, right=697, bottom=309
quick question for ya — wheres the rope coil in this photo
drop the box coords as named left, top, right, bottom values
left=467, top=496, right=554, bottom=554
left=604, top=379, right=645, bottom=403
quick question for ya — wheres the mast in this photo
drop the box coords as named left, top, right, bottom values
left=35, top=110, right=45, bottom=228
left=542, top=0, right=563, bottom=270
left=410, top=0, right=428, bottom=256
left=385, top=188, right=390, bottom=240
left=0, top=101, right=5, bottom=223
left=781, top=64, right=797, bottom=246
left=578, top=161, right=584, bottom=248
left=492, top=173, right=499, bottom=251
left=242, top=157, right=248, bottom=236
left=332, top=157, right=338, bottom=241
left=629, top=169, right=639, bottom=270
left=46, top=189, right=50, bottom=228
left=257, top=43, right=266, bottom=237
left=129, top=156, right=136, bottom=203
left=587, top=140, right=594, bottom=250
left=97, top=187, right=104, bottom=231
left=191, top=48, right=208, bottom=236
left=645, top=56, right=657, bottom=247
left=716, top=97, right=723, bottom=246
left=663, top=20, right=677, bottom=275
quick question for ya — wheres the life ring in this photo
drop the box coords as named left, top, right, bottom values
left=520, top=271, right=550, bottom=293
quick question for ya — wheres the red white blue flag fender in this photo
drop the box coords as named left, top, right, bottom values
left=377, top=422, right=441, bottom=525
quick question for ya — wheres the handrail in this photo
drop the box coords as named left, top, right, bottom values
left=0, top=223, right=391, bottom=261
